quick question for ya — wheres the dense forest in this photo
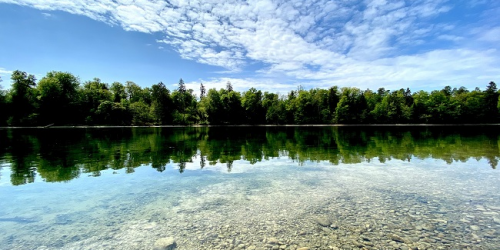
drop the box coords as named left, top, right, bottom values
left=1, top=127, right=499, bottom=185
left=0, top=70, right=499, bottom=126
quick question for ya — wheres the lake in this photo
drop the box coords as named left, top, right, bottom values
left=0, top=126, right=499, bottom=250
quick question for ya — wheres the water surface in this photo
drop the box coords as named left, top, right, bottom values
left=0, top=127, right=499, bottom=250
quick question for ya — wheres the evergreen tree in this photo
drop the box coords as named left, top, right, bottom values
left=200, top=83, right=206, bottom=99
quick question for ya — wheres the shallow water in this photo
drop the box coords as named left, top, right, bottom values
left=0, top=127, right=499, bottom=250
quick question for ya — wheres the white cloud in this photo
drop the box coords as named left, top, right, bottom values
left=0, top=68, right=12, bottom=77
left=1, top=0, right=499, bottom=91
left=478, top=27, right=500, bottom=42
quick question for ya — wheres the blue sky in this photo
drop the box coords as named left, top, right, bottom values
left=0, top=0, right=499, bottom=96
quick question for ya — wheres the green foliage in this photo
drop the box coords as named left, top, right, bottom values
left=222, top=89, right=243, bottom=124
left=334, top=87, right=368, bottom=123
left=110, top=82, right=127, bottom=103
left=0, top=69, right=498, bottom=126
left=151, top=82, right=173, bottom=124
left=497, top=95, right=500, bottom=114
left=79, top=78, right=113, bottom=124
left=37, top=71, right=80, bottom=125
left=484, top=81, right=499, bottom=122
left=197, top=95, right=209, bottom=125
left=172, top=79, right=197, bottom=124
left=371, top=89, right=412, bottom=123
left=95, top=101, right=130, bottom=125
left=129, top=101, right=153, bottom=125
left=205, top=89, right=223, bottom=124
left=242, top=88, right=265, bottom=124
left=9, top=70, right=38, bottom=125
left=172, top=87, right=197, bottom=125
left=204, top=88, right=243, bottom=124
left=125, top=81, right=144, bottom=103
left=263, top=93, right=287, bottom=124
left=328, top=87, right=340, bottom=119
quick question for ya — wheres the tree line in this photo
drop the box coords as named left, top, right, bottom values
left=0, top=70, right=499, bottom=126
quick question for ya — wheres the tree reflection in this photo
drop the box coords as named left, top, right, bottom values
left=0, top=126, right=499, bottom=185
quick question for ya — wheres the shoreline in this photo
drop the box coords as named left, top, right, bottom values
left=1, top=123, right=500, bottom=129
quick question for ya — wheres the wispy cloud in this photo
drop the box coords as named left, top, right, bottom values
left=478, top=27, right=500, bottom=42
left=0, top=68, right=12, bottom=77
left=1, top=0, right=498, bottom=91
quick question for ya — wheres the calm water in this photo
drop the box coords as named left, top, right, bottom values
left=0, top=127, right=499, bottom=250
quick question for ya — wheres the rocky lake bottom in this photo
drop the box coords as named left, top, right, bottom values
left=1, top=157, right=500, bottom=250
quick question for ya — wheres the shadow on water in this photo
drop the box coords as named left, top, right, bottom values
left=0, top=126, right=499, bottom=185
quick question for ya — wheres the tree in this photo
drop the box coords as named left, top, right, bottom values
left=328, top=87, right=340, bottom=121
left=334, top=87, right=368, bottom=123
left=10, top=70, right=38, bottom=125
left=454, top=88, right=483, bottom=123
left=497, top=94, right=500, bottom=115
left=484, top=81, right=499, bottom=122
left=263, top=92, right=286, bottom=124
left=200, top=83, right=206, bottom=99
left=425, top=89, right=460, bottom=123
left=178, top=78, right=186, bottom=95
left=79, top=78, right=113, bottom=124
left=129, top=101, right=153, bottom=125
left=371, top=89, right=411, bottom=123
left=151, top=82, right=173, bottom=124
left=110, top=82, right=127, bottom=103
left=37, top=71, right=80, bottom=125
left=411, top=91, right=431, bottom=123
left=206, top=89, right=224, bottom=124
left=125, top=81, right=143, bottom=103
left=242, top=88, right=264, bottom=124
left=95, top=100, right=129, bottom=125
left=226, top=81, right=233, bottom=92
left=441, top=86, right=452, bottom=96
left=197, top=91, right=210, bottom=124
left=172, top=88, right=197, bottom=124
left=206, top=88, right=243, bottom=124
left=294, top=90, right=314, bottom=124
left=175, top=78, right=188, bottom=124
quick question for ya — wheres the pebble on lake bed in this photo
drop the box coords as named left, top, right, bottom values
left=314, top=216, right=332, bottom=227
left=154, top=237, right=177, bottom=250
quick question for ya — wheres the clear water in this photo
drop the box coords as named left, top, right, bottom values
left=0, top=127, right=499, bottom=250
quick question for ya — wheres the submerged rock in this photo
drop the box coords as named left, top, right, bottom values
left=493, top=217, right=500, bottom=224
left=267, top=237, right=279, bottom=245
left=154, top=237, right=177, bottom=250
left=314, top=217, right=331, bottom=227
left=390, top=234, right=408, bottom=243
